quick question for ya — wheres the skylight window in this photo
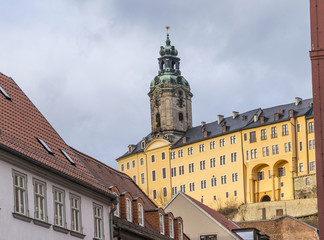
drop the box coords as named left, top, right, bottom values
left=60, top=149, right=76, bottom=166
left=0, top=85, right=11, bottom=100
left=37, top=138, right=53, bottom=154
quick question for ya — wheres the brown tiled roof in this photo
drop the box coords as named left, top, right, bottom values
left=0, top=72, right=113, bottom=196
left=184, top=193, right=240, bottom=233
left=71, top=147, right=157, bottom=211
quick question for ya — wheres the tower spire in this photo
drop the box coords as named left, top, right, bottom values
left=166, top=26, right=171, bottom=46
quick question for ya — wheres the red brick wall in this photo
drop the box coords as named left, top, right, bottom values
left=239, top=216, right=318, bottom=240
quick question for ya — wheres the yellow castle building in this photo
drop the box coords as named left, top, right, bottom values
left=116, top=33, right=316, bottom=208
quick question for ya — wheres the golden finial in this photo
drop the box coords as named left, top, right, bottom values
left=166, top=26, right=170, bottom=33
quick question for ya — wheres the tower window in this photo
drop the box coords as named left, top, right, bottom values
left=156, top=113, right=161, bottom=127
left=161, top=61, right=165, bottom=69
left=179, top=112, right=183, bottom=121
left=171, top=61, right=175, bottom=69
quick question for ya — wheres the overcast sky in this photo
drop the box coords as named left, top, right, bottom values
left=0, top=1, right=311, bottom=169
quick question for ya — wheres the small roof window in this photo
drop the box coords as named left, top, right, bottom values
left=60, top=149, right=76, bottom=165
left=0, top=85, right=11, bottom=100
left=37, top=138, right=53, bottom=154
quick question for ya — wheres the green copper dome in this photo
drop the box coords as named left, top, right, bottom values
left=150, top=33, right=190, bottom=89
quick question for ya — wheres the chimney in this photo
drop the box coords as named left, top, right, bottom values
left=201, top=127, right=205, bottom=133
left=203, top=130, right=208, bottom=138
left=260, top=116, right=265, bottom=124
left=232, top=111, right=239, bottom=119
left=274, top=113, right=280, bottom=121
left=280, top=109, right=284, bottom=114
left=182, top=137, right=187, bottom=144
left=242, top=115, right=247, bottom=120
left=295, top=97, right=302, bottom=106
left=217, top=115, right=224, bottom=124
left=201, top=121, right=206, bottom=127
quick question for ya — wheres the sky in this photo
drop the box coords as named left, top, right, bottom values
left=0, top=0, right=311, bottom=169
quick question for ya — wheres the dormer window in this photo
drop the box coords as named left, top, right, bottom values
left=178, top=222, right=183, bottom=240
left=114, top=201, right=120, bottom=217
left=0, top=85, right=11, bottom=100
left=141, top=141, right=145, bottom=149
left=138, top=203, right=144, bottom=226
left=159, top=213, right=165, bottom=234
left=37, top=138, right=53, bottom=154
left=169, top=217, right=174, bottom=238
left=126, top=198, right=132, bottom=222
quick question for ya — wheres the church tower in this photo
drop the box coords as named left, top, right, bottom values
left=148, top=30, right=193, bottom=141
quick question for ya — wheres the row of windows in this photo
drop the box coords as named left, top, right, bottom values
left=171, top=173, right=239, bottom=195
left=13, top=170, right=103, bottom=239
left=257, top=167, right=286, bottom=181
left=121, top=152, right=168, bottom=171
left=299, top=161, right=316, bottom=172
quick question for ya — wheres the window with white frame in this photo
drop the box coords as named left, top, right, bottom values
left=171, top=167, right=177, bottom=177
left=309, top=121, right=314, bottom=133
left=213, top=195, right=217, bottom=201
left=211, top=177, right=217, bottom=187
left=306, top=177, right=311, bottom=185
left=257, top=171, right=264, bottom=181
left=272, top=144, right=279, bottom=155
left=261, top=129, right=267, bottom=140
left=297, top=123, right=301, bottom=132
left=219, top=138, right=225, bottom=147
left=234, top=190, right=237, bottom=197
left=201, top=180, right=207, bottom=189
left=231, top=152, right=237, bottom=162
left=199, top=144, right=205, bottom=152
left=299, top=141, right=303, bottom=151
left=132, top=160, right=136, bottom=168
left=152, top=190, right=157, bottom=199
left=172, top=187, right=177, bottom=196
left=178, top=149, right=183, bottom=158
left=263, top=146, right=269, bottom=156
left=225, top=192, right=229, bottom=198
left=188, top=147, right=193, bottom=155
left=93, top=204, right=103, bottom=239
left=114, top=198, right=119, bottom=217
left=180, top=184, right=186, bottom=193
left=138, top=203, right=144, bottom=226
left=140, top=158, right=144, bottom=166
left=268, top=170, right=272, bottom=179
left=271, top=126, right=277, bottom=138
left=221, top=175, right=227, bottom=184
left=250, top=131, right=256, bottom=143
left=121, top=164, right=125, bottom=172
left=34, top=179, right=46, bottom=221
left=284, top=142, right=292, bottom=152
left=133, top=175, right=136, bottom=183
left=299, top=163, right=304, bottom=172
left=151, top=155, right=155, bottom=163
left=232, top=173, right=238, bottom=182
left=309, top=161, right=316, bottom=171
left=161, top=152, right=166, bottom=160
left=230, top=135, right=236, bottom=144
left=220, top=155, right=226, bottom=165
left=140, top=173, right=145, bottom=184
left=210, top=158, right=216, bottom=168
left=127, top=162, right=130, bottom=170
left=309, top=139, right=315, bottom=150
left=189, top=182, right=195, bottom=192
left=13, top=171, right=28, bottom=215
left=126, top=198, right=132, bottom=221
left=246, top=150, right=249, bottom=162
left=200, top=160, right=206, bottom=170
left=152, top=170, right=156, bottom=181
left=179, top=165, right=184, bottom=175
left=282, top=124, right=289, bottom=136
left=281, top=193, right=285, bottom=199
left=210, top=141, right=215, bottom=150
left=278, top=167, right=286, bottom=177
left=169, top=217, right=174, bottom=238
left=163, top=187, right=167, bottom=197
left=251, top=149, right=257, bottom=159
left=159, top=213, right=165, bottom=234
left=162, top=168, right=167, bottom=179
left=189, top=163, right=194, bottom=173
left=53, top=188, right=65, bottom=227
left=170, top=151, right=176, bottom=159
left=70, top=195, right=82, bottom=232
left=179, top=222, right=183, bottom=240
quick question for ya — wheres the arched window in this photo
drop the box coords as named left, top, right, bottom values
left=138, top=203, right=144, bottom=226
left=114, top=201, right=120, bottom=217
left=169, top=217, right=174, bottom=238
left=159, top=213, right=165, bottom=234
left=179, top=112, right=183, bottom=122
left=126, top=198, right=132, bottom=222
left=178, top=222, right=183, bottom=240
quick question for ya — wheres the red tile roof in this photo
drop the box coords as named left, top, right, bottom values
left=0, top=72, right=113, bottom=196
left=184, top=193, right=240, bottom=232
left=71, top=147, right=157, bottom=210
